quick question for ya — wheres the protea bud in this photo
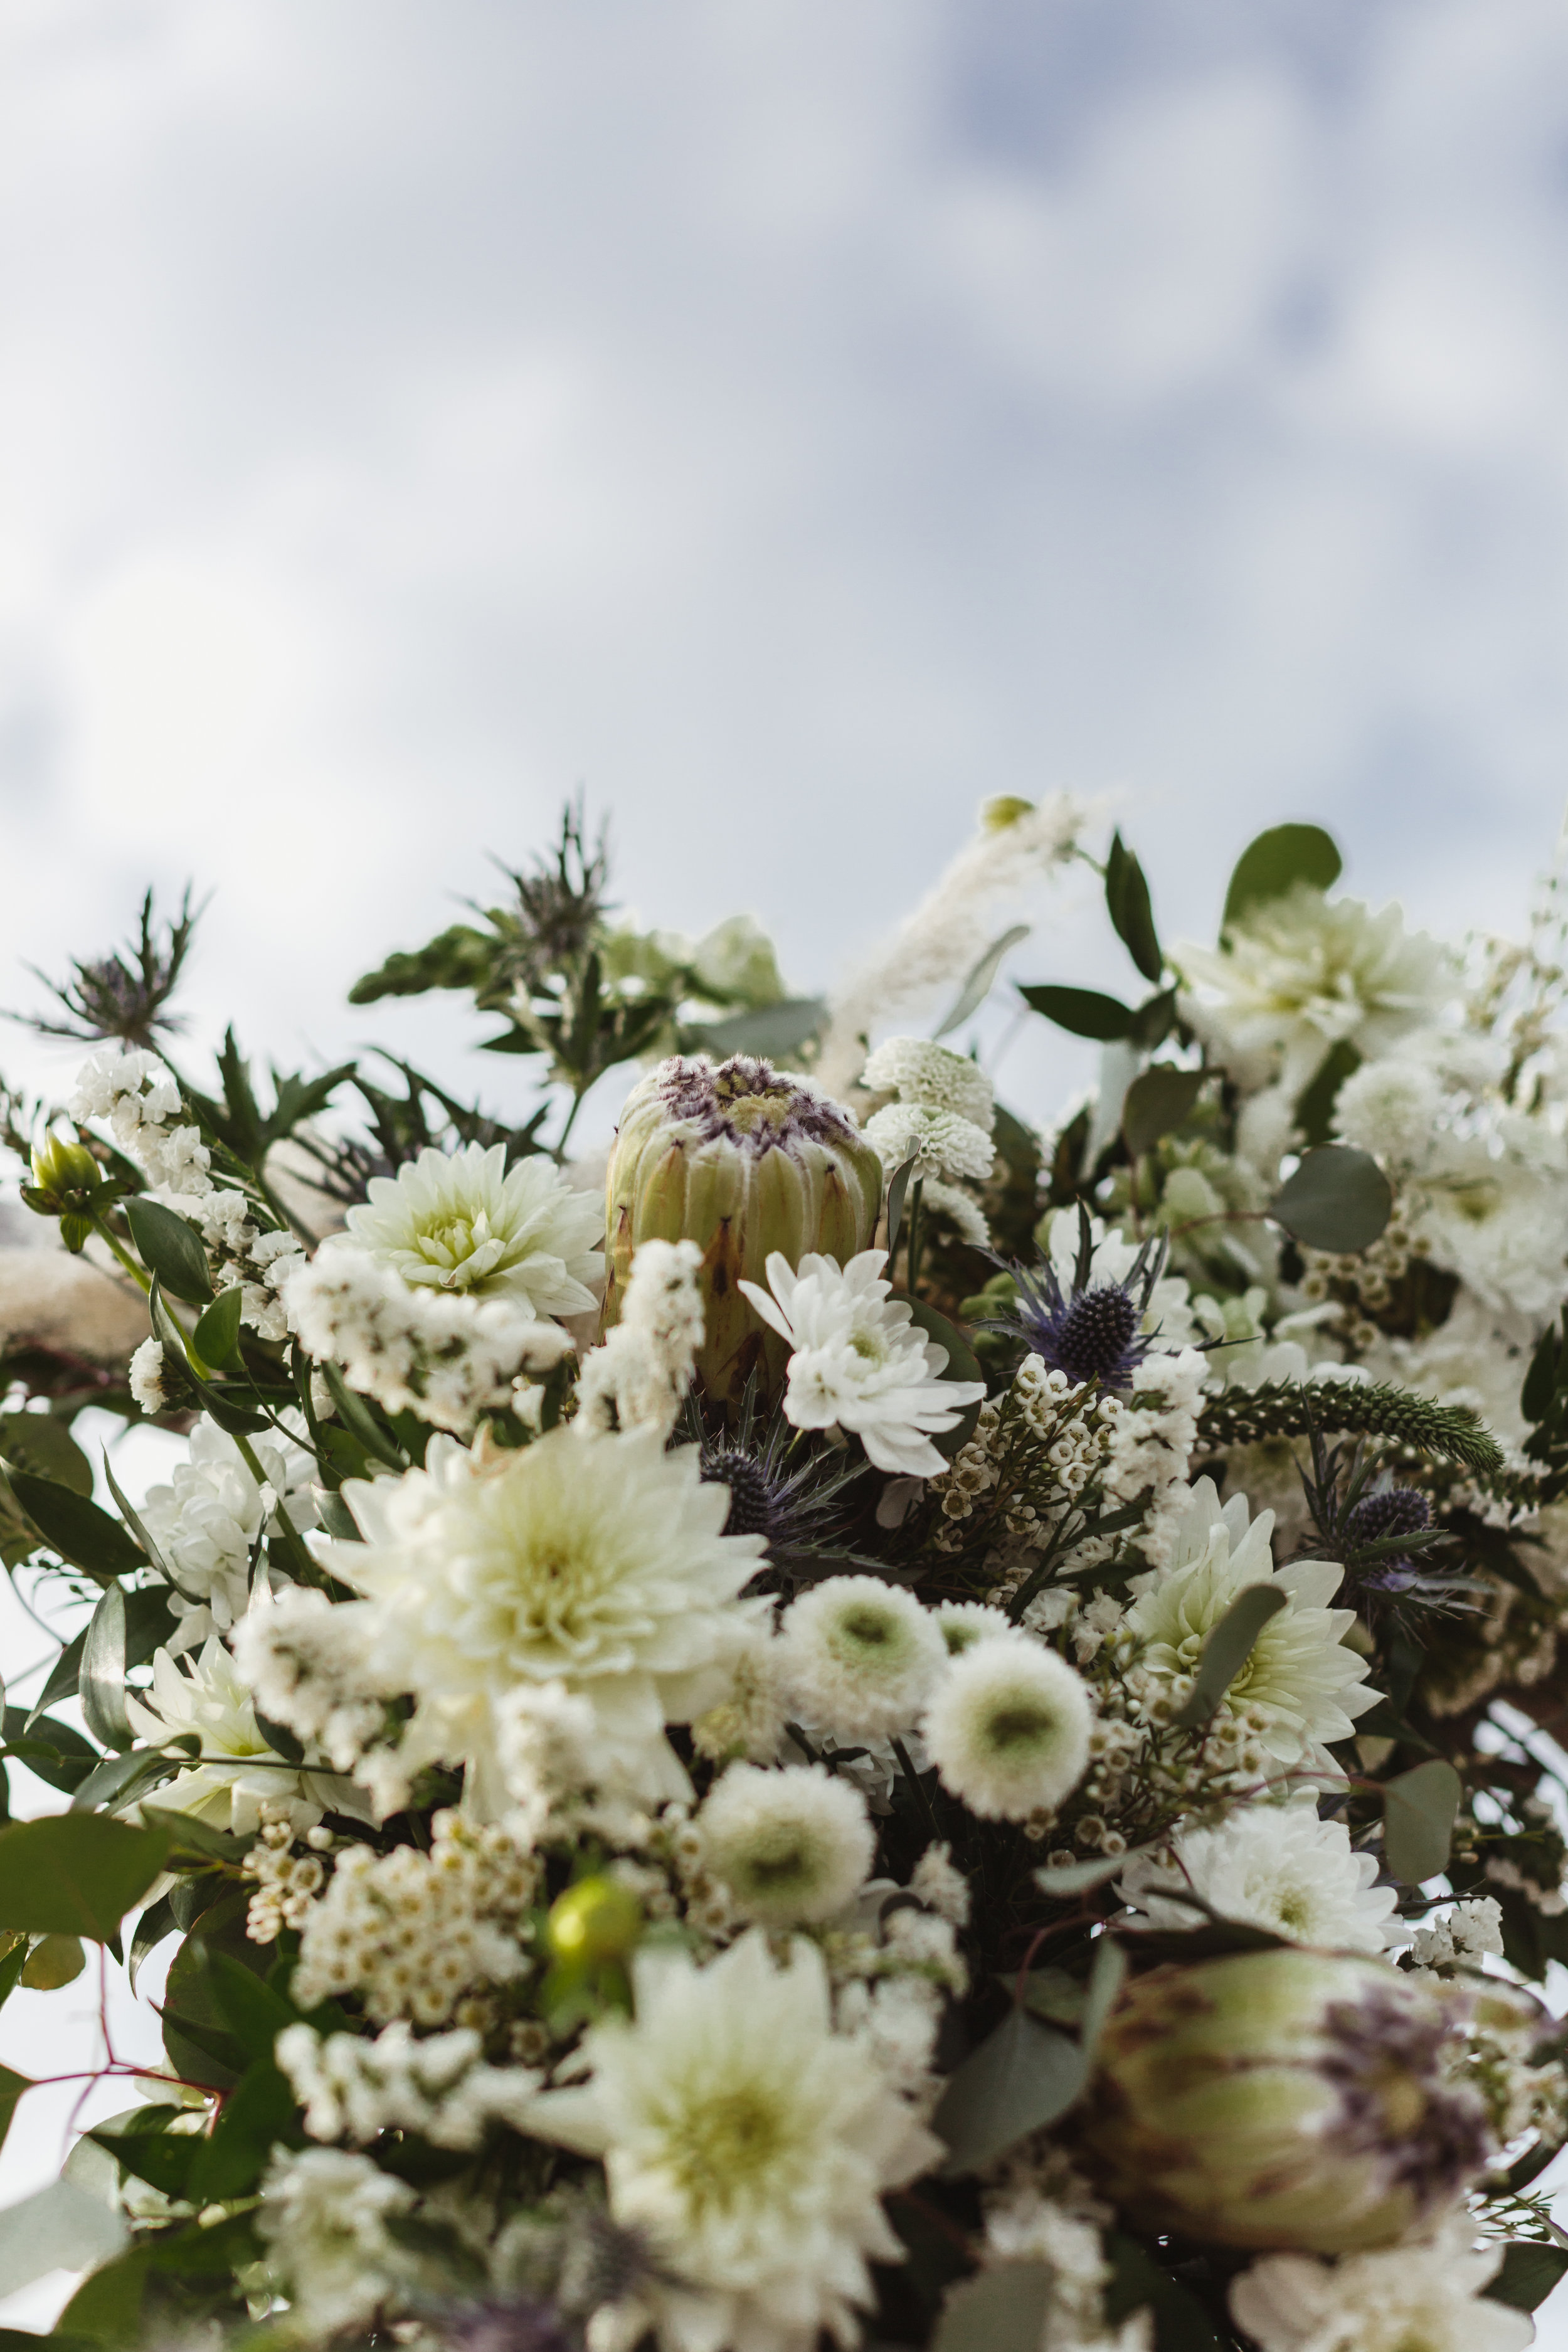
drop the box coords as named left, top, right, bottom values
left=602, top=1056, right=882, bottom=1407
left=1081, top=1950, right=1491, bottom=2253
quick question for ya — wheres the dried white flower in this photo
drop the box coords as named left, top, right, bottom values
left=1229, top=2215, right=1532, bottom=2352
left=257, top=2146, right=413, bottom=2338
left=575, top=1235, right=704, bottom=1439
left=861, top=1037, right=995, bottom=1130
left=863, top=1101, right=996, bottom=1185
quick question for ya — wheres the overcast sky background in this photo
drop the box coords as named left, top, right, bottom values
left=6, top=0, right=1568, bottom=2330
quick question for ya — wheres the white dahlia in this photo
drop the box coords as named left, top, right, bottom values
left=1123, top=1481, right=1378, bottom=1767
left=1177, top=885, right=1451, bottom=1095
left=526, top=1931, right=941, bottom=2352
left=861, top=1102, right=996, bottom=1185
left=139, top=1412, right=320, bottom=1649
left=1118, top=1800, right=1401, bottom=1952
left=860, top=1037, right=995, bottom=1131
left=329, top=1427, right=768, bottom=1813
left=922, top=1638, right=1093, bottom=1822
left=124, top=1638, right=342, bottom=1836
left=775, top=1576, right=948, bottom=1740
left=1229, top=2215, right=1533, bottom=2352
left=344, top=1140, right=603, bottom=1316
left=698, top=1762, right=875, bottom=1926
left=739, top=1249, right=985, bottom=1477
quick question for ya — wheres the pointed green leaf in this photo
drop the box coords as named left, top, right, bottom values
left=80, top=1583, right=132, bottom=1752
left=681, top=998, right=827, bottom=1061
left=884, top=1156, right=919, bottom=1259
left=0, top=1814, right=169, bottom=1941
left=193, top=1284, right=244, bottom=1369
left=1269, top=1144, right=1392, bottom=1254
left=1121, top=1066, right=1204, bottom=1160
left=1222, top=824, right=1343, bottom=932
left=0, top=1413, right=93, bottom=1495
left=1017, top=984, right=1135, bottom=1041
left=934, top=2005, right=1088, bottom=2174
left=1036, top=1848, right=1150, bottom=1899
left=0, top=2068, right=26, bottom=2159
left=1485, top=2243, right=1568, bottom=2313
left=1295, top=1037, right=1362, bottom=1148
left=1172, top=1583, right=1288, bottom=1728
left=903, top=1301, right=984, bottom=1458
left=188, top=2057, right=302, bottom=2201
left=1080, top=1935, right=1126, bottom=2058
left=1106, top=834, right=1163, bottom=983
left=0, top=2180, right=129, bottom=2308
left=123, top=1197, right=213, bottom=1305
left=6, top=1470, right=142, bottom=1582
left=1383, top=1759, right=1461, bottom=1884
left=935, top=926, right=1032, bottom=1039
left=3, top=1707, right=97, bottom=1793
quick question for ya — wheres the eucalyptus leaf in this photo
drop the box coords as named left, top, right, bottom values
left=1269, top=1145, right=1392, bottom=1254
left=1222, top=823, right=1343, bottom=933
left=79, top=1582, right=133, bottom=1752
left=1036, top=1848, right=1150, bottom=1898
left=123, top=1197, right=214, bottom=1306
left=1079, top=1935, right=1127, bottom=2058
left=1105, top=833, right=1163, bottom=983
left=884, top=1157, right=918, bottom=1259
left=682, top=997, right=826, bottom=1061
left=5, top=1469, right=143, bottom=1582
left=934, top=2005, right=1088, bottom=2174
left=1485, top=2243, right=1568, bottom=2312
left=193, top=1285, right=244, bottom=1369
left=3, top=1707, right=96, bottom=1793
left=0, top=2069, right=26, bottom=2160
left=933, top=2263, right=1052, bottom=2352
left=0, top=1414, right=92, bottom=1496
left=1017, top=984, right=1135, bottom=1042
left=1382, top=1758, right=1461, bottom=1884
left=935, top=926, right=1032, bottom=1040
left=0, top=2178, right=127, bottom=2302
left=902, top=1301, right=984, bottom=1458
left=1172, top=1584, right=1288, bottom=1728
left=1121, top=1066, right=1204, bottom=1160
left=0, top=1814, right=170, bottom=1941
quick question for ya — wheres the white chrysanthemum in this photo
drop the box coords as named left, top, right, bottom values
left=1229, top=2215, right=1533, bottom=2352
left=1332, top=1055, right=1445, bottom=1168
left=776, top=1576, right=948, bottom=1739
left=740, top=1249, right=985, bottom=1477
left=327, top=1426, right=768, bottom=1814
left=344, top=1140, right=603, bottom=1316
left=1123, top=1480, right=1378, bottom=1767
left=526, top=1931, right=941, bottom=2352
left=922, top=1638, right=1093, bottom=1821
left=124, top=1638, right=343, bottom=1835
left=257, top=2146, right=414, bottom=2338
left=1177, top=884, right=1451, bottom=1095
left=1118, top=1801, right=1402, bottom=1952
left=861, top=1039, right=995, bottom=1131
left=933, top=1601, right=1017, bottom=1655
left=863, top=1101, right=996, bottom=1185
left=919, top=1177, right=992, bottom=1249
left=698, top=1762, right=876, bottom=1926
left=139, top=1412, right=320, bottom=1648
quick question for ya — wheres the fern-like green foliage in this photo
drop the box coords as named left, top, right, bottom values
left=1197, top=1380, right=1505, bottom=1478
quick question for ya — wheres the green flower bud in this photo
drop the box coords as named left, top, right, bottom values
left=603, top=1055, right=883, bottom=1407
left=1082, top=1950, right=1490, bottom=2253
left=22, top=1134, right=110, bottom=1254
left=546, top=1875, right=644, bottom=1969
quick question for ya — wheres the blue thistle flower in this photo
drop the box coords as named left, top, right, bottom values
left=979, top=1204, right=1170, bottom=1392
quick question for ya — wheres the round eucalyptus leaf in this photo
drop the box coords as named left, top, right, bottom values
left=1269, top=1144, right=1392, bottom=1254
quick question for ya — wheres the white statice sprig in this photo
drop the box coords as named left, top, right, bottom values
left=257, top=2147, right=415, bottom=2340
left=740, top=1249, right=985, bottom=1476
left=277, top=2019, right=541, bottom=2149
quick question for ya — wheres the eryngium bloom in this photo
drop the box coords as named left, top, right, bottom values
left=1082, top=1950, right=1490, bottom=2253
left=602, top=1056, right=882, bottom=1407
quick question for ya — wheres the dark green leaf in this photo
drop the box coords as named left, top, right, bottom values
left=933, top=2264, right=1052, bottom=2352
left=1295, top=1038, right=1362, bottom=1149
left=88, top=2122, right=201, bottom=2200
left=68, top=1743, right=189, bottom=1816
left=79, top=1583, right=132, bottom=1752
left=1485, top=2243, right=1568, bottom=2313
left=349, top=922, right=494, bottom=1004
left=320, top=1362, right=406, bottom=1468
left=1383, top=1759, right=1461, bottom=1884
left=0, top=2067, right=26, bottom=2159
left=142, top=2206, right=261, bottom=2275
left=885, top=1157, right=919, bottom=1261
left=1222, top=823, right=1343, bottom=932
left=1106, top=834, right=1163, bottom=983
left=1017, top=984, right=1134, bottom=1041
left=26, top=1629, right=88, bottom=1725
left=138, top=1806, right=254, bottom=1865
left=193, top=1285, right=243, bottom=1369
left=0, top=1814, right=169, bottom=1941
left=0, top=2333, right=98, bottom=2349
left=1104, top=2233, right=1227, bottom=2349
left=206, top=1948, right=299, bottom=2060
left=1269, top=1144, right=1392, bottom=1254
left=312, top=1485, right=362, bottom=1542
left=903, top=1301, right=984, bottom=1459
left=3, top=1707, right=96, bottom=1792
left=1173, top=1584, right=1288, bottom=1728
left=682, top=998, right=827, bottom=1060
left=934, top=2006, right=1088, bottom=2174
left=6, top=1470, right=142, bottom=1581
left=1015, top=1968, right=1086, bottom=2026
left=935, top=926, right=1033, bottom=1040
left=129, top=1890, right=179, bottom=1989
left=123, top=1197, right=213, bottom=1305
left=0, top=1937, right=29, bottom=2016
left=188, top=2057, right=302, bottom=2201
left=1128, top=987, right=1180, bottom=1051
left=0, top=1413, right=93, bottom=1495
left=1121, top=1067, right=1204, bottom=1160
left=54, top=2247, right=148, bottom=2346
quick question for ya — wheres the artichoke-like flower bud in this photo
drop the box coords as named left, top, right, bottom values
left=1082, top=1950, right=1490, bottom=2254
left=603, top=1056, right=882, bottom=1407
left=22, top=1134, right=111, bottom=1254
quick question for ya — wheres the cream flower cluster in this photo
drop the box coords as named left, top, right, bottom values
left=277, top=2018, right=541, bottom=2149
left=139, top=1411, right=319, bottom=1648
left=576, top=1235, right=705, bottom=1438
left=257, top=2146, right=415, bottom=2341
left=1229, top=2217, right=1532, bottom=2352
left=1118, top=1800, right=1402, bottom=1952
left=70, top=1045, right=211, bottom=1199
left=124, top=1636, right=343, bottom=1836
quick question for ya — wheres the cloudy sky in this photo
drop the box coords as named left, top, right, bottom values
left=5, top=0, right=1568, bottom=2326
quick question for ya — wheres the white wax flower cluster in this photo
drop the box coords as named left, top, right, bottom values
left=277, top=2018, right=541, bottom=2148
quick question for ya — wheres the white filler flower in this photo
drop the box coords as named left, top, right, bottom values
left=776, top=1575, right=948, bottom=1739
left=125, top=1638, right=339, bottom=1835
left=923, top=1637, right=1093, bottom=1821
left=1229, top=2214, right=1534, bottom=2352
left=1125, top=1480, right=1377, bottom=1768
left=344, top=1140, right=603, bottom=1316
left=526, top=1931, right=941, bottom=2352
left=139, top=1412, right=320, bottom=1648
left=330, top=1427, right=768, bottom=1813
left=740, top=1249, right=985, bottom=1476
left=1118, top=1801, right=1401, bottom=1952
left=698, top=1762, right=875, bottom=1926
left=257, top=2146, right=414, bottom=2339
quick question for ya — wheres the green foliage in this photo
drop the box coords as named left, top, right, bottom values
left=933, top=2263, right=1054, bottom=2352
left=934, top=2004, right=1089, bottom=2175
left=1106, top=832, right=1163, bottom=983
left=1382, top=1759, right=1461, bottom=1885
left=0, top=1412, right=93, bottom=1495
left=181, top=1029, right=357, bottom=1167
left=122, top=1195, right=214, bottom=1305
left=1486, top=2243, right=1568, bottom=2312
left=935, top=924, right=1033, bottom=1040
left=1221, top=822, right=1342, bottom=933
left=0, top=1815, right=169, bottom=1942
left=6, top=1468, right=144, bottom=1581
left=903, top=1300, right=985, bottom=1458
left=1196, top=1380, right=1505, bottom=1476
left=1122, top=1067, right=1204, bottom=1160
left=1017, top=984, right=1135, bottom=1041
left=1268, top=1143, right=1392, bottom=1254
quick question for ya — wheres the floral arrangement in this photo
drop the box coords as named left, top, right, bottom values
left=2, top=797, right=1568, bottom=2352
